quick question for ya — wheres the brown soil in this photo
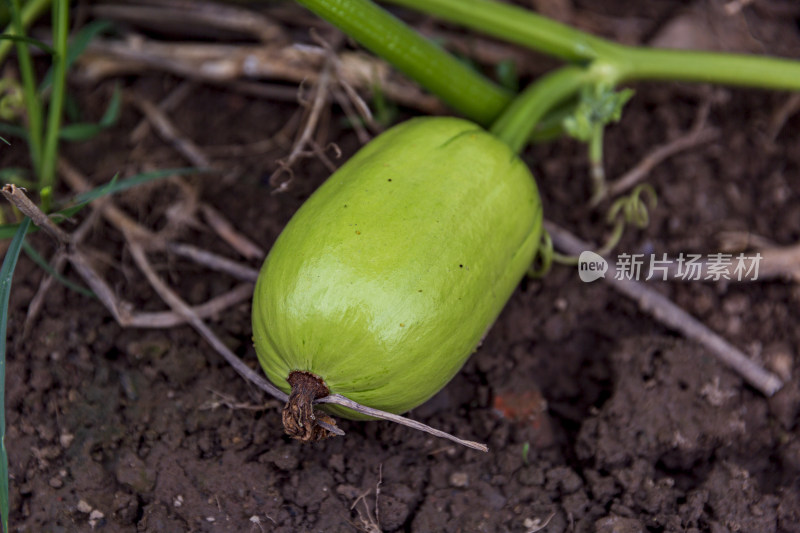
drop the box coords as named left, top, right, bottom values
left=3, top=2, right=800, bottom=532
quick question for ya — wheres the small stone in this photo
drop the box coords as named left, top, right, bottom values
left=48, top=477, right=63, bottom=489
left=89, top=509, right=105, bottom=529
left=60, top=433, right=75, bottom=448
left=449, top=472, right=469, bottom=488
left=77, top=500, right=93, bottom=514
left=173, top=495, right=184, bottom=508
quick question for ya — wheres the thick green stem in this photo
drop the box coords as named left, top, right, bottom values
left=490, top=66, right=589, bottom=154
left=382, top=0, right=800, bottom=92
left=295, top=0, right=512, bottom=125
left=382, top=0, right=627, bottom=64
left=382, top=0, right=621, bottom=63
left=39, top=0, right=68, bottom=211
left=619, top=47, right=800, bottom=91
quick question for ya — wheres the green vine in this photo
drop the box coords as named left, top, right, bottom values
left=382, top=0, right=800, bottom=92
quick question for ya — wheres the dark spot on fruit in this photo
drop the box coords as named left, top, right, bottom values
left=387, top=178, right=392, bottom=182
left=400, top=323, right=405, bottom=327
left=459, top=264, right=463, bottom=268
left=356, top=230, right=361, bottom=235
left=344, top=204, right=347, bottom=208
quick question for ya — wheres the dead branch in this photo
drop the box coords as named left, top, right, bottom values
left=125, top=237, right=290, bottom=402
left=130, top=80, right=196, bottom=144
left=545, top=220, right=784, bottom=397
left=77, top=36, right=446, bottom=115
left=92, top=0, right=286, bottom=44
left=2, top=185, right=253, bottom=329
left=317, top=394, right=489, bottom=452
left=332, top=86, right=372, bottom=144
left=58, top=158, right=258, bottom=282
left=2, top=185, right=71, bottom=244
left=768, top=93, right=800, bottom=141
left=270, top=58, right=333, bottom=191
left=199, top=203, right=265, bottom=260
left=199, top=389, right=281, bottom=412
left=606, top=101, right=719, bottom=199
left=23, top=208, right=104, bottom=336
left=664, top=231, right=800, bottom=283
left=129, top=94, right=212, bottom=169
left=166, top=242, right=259, bottom=282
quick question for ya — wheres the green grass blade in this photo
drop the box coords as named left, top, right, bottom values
left=0, top=0, right=51, bottom=66
left=0, top=124, right=27, bottom=142
left=0, top=167, right=207, bottom=240
left=0, top=217, right=32, bottom=533
left=72, top=167, right=209, bottom=204
left=0, top=33, right=54, bottom=54
left=0, top=169, right=34, bottom=189
left=22, top=241, right=94, bottom=297
left=57, top=84, right=122, bottom=141
left=0, top=220, right=38, bottom=241
left=39, top=20, right=114, bottom=92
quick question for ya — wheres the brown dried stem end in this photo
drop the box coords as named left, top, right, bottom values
left=282, top=371, right=337, bottom=442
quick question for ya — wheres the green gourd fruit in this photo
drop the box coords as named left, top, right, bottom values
left=252, top=116, right=543, bottom=440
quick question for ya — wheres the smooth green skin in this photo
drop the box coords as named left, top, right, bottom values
left=252, top=117, right=543, bottom=419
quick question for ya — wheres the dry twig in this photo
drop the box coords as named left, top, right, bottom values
left=200, top=203, right=265, bottom=260
left=768, top=93, right=800, bottom=141
left=130, top=94, right=212, bottom=169
left=350, top=466, right=383, bottom=533
left=666, top=231, right=800, bottom=283
left=77, top=37, right=445, bottom=115
left=166, top=242, right=259, bottom=282
left=606, top=101, right=719, bottom=199
left=92, top=0, right=286, bottom=43
left=23, top=209, right=100, bottom=336
left=199, top=389, right=280, bottom=412
left=130, top=80, right=196, bottom=144
left=269, top=58, right=333, bottom=191
left=545, top=220, right=783, bottom=396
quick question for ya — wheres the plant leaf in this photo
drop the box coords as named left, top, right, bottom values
left=0, top=33, right=54, bottom=54
left=0, top=217, right=31, bottom=533
left=39, top=20, right=114, bottom=91
left=0, top=167, right=208, bottom=240
left=22, top=241, right=94, bottom=297
left=0, top=123, right=26, bottom=141
left=58, top=84, right=121, bottom=141
left=71, top=167, right=208, bottom=204
left=563, top=83, right=634, bottom=142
